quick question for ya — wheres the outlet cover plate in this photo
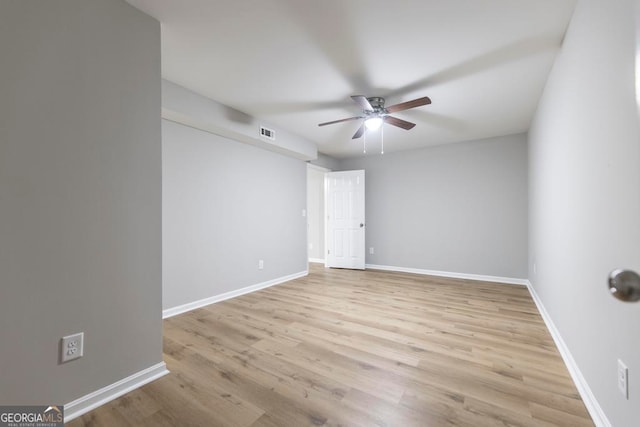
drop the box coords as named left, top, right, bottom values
left=61, top=332, right=84, bottom=363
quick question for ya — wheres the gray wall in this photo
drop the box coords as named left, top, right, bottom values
left=0, top=0, right=162, bottom=405
left=339, top=134, right=528, bottom=279
left=163, top=119, right=308, bottom=311
left=529, top=0, right=640, bottom=424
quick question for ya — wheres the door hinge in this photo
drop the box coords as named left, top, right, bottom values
left=327, top=250, right=330, bottom=255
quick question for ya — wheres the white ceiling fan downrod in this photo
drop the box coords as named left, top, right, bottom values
left=363, top=127, right=366, bottom=154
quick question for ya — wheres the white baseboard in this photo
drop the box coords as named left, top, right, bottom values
left=64, top=362, right=169, bottom=422
left=525, top=281, right=610, bottom=427
left=365, top=264, right=528, bottom=286
left=308, top=258, right=325, bottom=264
left=162, top=270, right=308, bottom=319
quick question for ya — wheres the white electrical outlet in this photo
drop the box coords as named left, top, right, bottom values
left=618, top=359, right=629, bottom=399
left=258, top=259, right=264, bottom=270
left=369, top=247, right=374, bottom=254
left=61, top=332, right=84, bottom=363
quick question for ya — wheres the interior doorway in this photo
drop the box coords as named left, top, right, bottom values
left=307, top=164, right=329, bottom=263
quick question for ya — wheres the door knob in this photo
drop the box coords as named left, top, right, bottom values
left=608, top=269, right=640, bottom=302
left=360, top=223, right=364, bottom=228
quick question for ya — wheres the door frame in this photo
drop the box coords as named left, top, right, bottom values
left=306, top=163, right=330, bottom=264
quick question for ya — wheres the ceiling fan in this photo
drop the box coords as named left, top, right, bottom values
left=318, top=95, right=431, bottom=139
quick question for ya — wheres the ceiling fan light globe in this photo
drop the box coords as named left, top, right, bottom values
left=365, top=117, right=383, bottom=131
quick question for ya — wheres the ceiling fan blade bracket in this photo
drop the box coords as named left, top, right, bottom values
left=318, top=116, right=363, bottom=127
left=351, top=95, right=374, bottom=112
left=352, top=123, right=365, bottom=139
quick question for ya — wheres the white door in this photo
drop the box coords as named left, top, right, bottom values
left=326, top=170, right=365, bottom=270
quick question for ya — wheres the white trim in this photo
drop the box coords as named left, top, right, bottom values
left=365, top=264, right=528, bottom=286
left=308, top=258, right=325, bottom=264
left=64, top=362, right=169, bottom=422
left=525, top=281, right=610, bottom=427
left=162, top=270, right=308, bottom=319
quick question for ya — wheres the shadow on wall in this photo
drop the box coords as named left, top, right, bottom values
left=223, top=104, right=254, bottom=125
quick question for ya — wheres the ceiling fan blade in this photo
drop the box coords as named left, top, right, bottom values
left=318, top=116, right=362, bottom=127
left=351, top=95, right=374, bottom=112
left=352, top=123, right=365, bottom=139
left=385, top=115, right=416, bottom=130
left=385, top=96, right=431, bottom=113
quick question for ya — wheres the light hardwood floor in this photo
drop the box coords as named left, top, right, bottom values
left=68, top=264, right=593, bottom=426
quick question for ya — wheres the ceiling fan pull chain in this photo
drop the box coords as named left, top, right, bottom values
left=363, top=129, right=367, bottom=154
left=381, top=123, right=384, bottom=155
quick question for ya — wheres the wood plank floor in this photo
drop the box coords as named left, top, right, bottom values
left=68, top=264, right=593, bottom=426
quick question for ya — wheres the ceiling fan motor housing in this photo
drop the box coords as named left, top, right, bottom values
left=366, top=97, right=386, bottom=113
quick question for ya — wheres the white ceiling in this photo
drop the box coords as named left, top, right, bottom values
left=126, top=0, right=576, bottom=159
